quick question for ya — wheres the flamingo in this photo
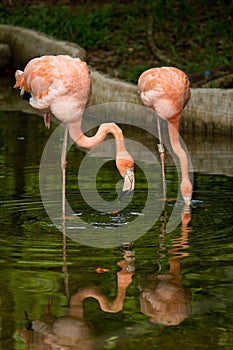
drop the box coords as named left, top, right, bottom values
left=14, top=55, right=135, bottom=212
left=138, top=67, right=192, bottom=205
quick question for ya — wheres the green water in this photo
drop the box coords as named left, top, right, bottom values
left=0, top=109, right=233, bottom=349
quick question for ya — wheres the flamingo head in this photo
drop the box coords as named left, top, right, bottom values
left=116, top=155, right=135, bottom=201
left=180, top=179, right=192, bottom=206
left=14, top=70, right=31, bottom=101
left=14, top=70, right=26, bottom=91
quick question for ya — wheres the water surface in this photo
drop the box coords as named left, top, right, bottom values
left=0, top=91, right=233, bottom=349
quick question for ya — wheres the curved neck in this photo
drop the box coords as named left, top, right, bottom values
left=68, top=121, right=127, bottom=153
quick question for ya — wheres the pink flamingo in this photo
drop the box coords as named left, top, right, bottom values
left=138, top=67, right=192, bottom=205
left=14, top=55, right=135, bottom=211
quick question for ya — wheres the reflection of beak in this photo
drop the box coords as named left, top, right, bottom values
left=118, top=168, right=135, bottom=201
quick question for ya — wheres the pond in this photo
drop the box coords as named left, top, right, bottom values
left=0, top=78, right=233, bottom=349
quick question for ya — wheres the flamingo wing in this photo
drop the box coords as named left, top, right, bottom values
left=138, top=67, right=190, bottom=119
left=14, top=55, right=91, bottom=111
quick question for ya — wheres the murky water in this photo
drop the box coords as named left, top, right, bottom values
left=0, top=82, right=233, bottom=349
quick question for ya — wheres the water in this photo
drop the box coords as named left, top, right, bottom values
left=0, top=84, right=233, bottom=349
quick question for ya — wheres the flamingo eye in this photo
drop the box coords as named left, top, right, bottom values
left=16, top=70, right=23, bottom=77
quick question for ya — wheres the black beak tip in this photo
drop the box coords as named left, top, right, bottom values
left=118, top=189, right=134, bottom=202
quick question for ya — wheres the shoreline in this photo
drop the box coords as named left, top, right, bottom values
left=0, top=24, right=232, bottom=135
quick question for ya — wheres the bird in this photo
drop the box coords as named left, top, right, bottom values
left=14, top=55, right=135, bottom=212
left=138, top=67, right=192, bottom=205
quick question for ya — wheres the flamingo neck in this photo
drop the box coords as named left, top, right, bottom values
left=68, top=121, right=134, bottom=179
left=167, top=119, right=192, bottom=202
left=68, top=121, right=127, bottom=153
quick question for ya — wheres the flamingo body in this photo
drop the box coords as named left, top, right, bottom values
left=138, top=67, right=190, bottom=121
left=138, top=67, right=192, bottom=205
left=14, top=55, right=134, bottom=197
left=14, top=55, right=91, bottom=125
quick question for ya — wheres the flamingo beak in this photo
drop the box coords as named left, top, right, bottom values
left=118, top=167, right=135, bottom=201
left=183, top=196, right=192, bottom=207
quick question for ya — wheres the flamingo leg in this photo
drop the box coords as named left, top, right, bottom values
left=43, top=110, right=51, bottom=129
left=157, top=116, right=166, bottom=201
left=61, top=124, right=69, bottom=218
left=61, top=126, right=69, bottom=303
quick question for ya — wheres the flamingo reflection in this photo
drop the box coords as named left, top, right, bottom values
left=19, top=207, right=192, bottom=349
left=139, top=208, right=192, bottom=325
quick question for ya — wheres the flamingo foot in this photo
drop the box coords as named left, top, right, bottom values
left=43, top=111, right=51, bottom=129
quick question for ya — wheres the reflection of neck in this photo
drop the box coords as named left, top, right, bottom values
left=165, top=206, right=192, bottom=282
left=167, top=258, right=182, bottom=284
left=70, top=287, right=126, bottom=317
left=168, top=206, right=191, bottom=259
left=70, top=271, right=132, bottom=317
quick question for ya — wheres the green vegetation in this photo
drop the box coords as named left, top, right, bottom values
left=0, top=0, right=232, bottom=85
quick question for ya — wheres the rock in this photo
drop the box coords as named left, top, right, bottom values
left=0, top=24, right=232, bottom=135
left=0, top=24, right=86, bottom=69
left=0, top=43, right=12, bottom=69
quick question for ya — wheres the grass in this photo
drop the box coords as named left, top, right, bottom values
left=0, top=0, right=232, bottom=86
